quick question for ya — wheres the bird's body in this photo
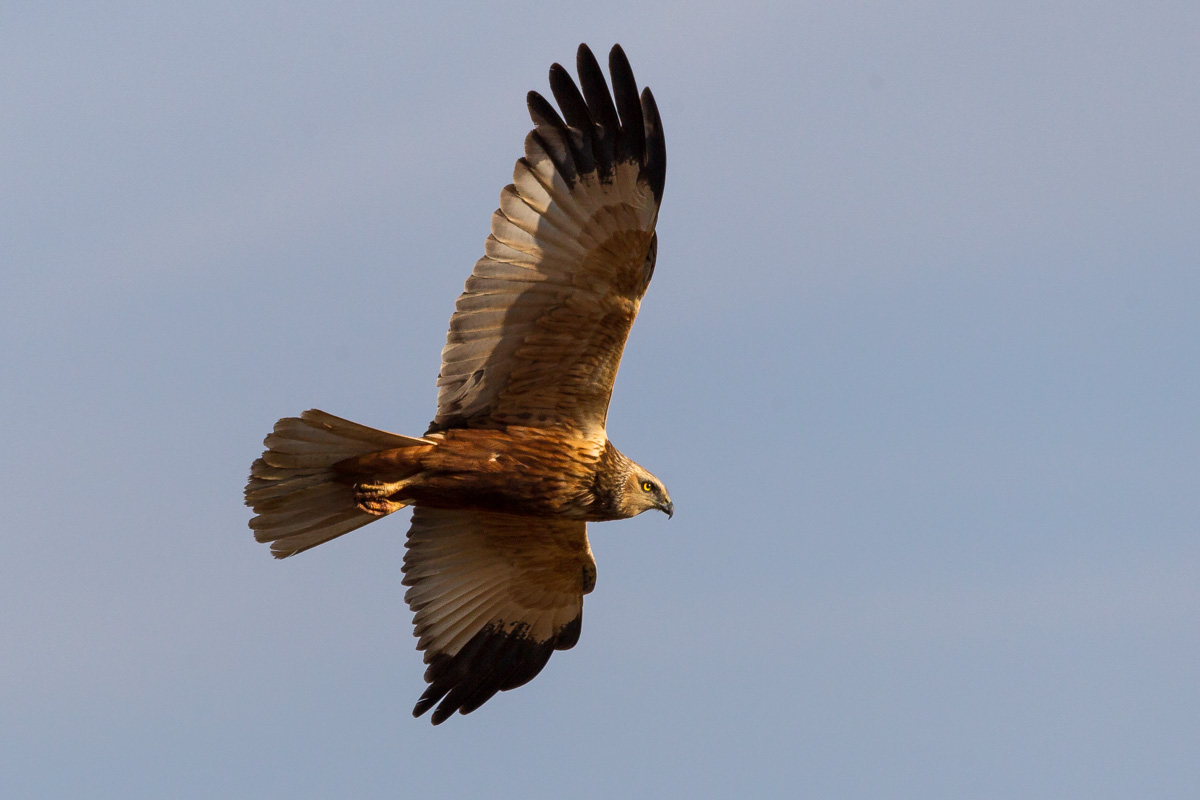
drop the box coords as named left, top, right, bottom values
left=245, top=43, right=670, bottom=724
left=331, top=426, right=651, bottom=522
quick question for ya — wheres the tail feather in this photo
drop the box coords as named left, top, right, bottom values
left=260, top=511, right=380, bottom=557
left=246, top=409, right=431, bottom=558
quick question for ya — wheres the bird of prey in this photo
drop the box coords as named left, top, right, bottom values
left=245, top=44, right=670, bottom=724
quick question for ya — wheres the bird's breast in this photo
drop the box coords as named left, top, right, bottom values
left=399, top=426, right=606, bottom=518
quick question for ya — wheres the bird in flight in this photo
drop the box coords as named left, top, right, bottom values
left=245, top=44, right=670, bottom=724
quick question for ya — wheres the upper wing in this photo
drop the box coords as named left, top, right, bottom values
left=430, top=43, right=666, bottom=437
left=402, top=507, right=596, bottom=724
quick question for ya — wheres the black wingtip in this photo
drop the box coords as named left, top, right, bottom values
left=547, top=62, right=597, bottom=175
left=607, top=44, right=645, bottom=164
left=548, top=61, right=593, bottom=131
left=553, top=614, right=582, bottom=651
left=412, top=699, right=434, bottom=720
left=640, top=86, right=666, bottom=204
left=575, top=43, right=620, bottom=139
left=410, top=618, right=576, bottom=724
left=526, top=90, right=564, bottom=130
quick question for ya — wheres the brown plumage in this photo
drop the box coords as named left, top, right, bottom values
left=245, top=44, right=671, bottom=724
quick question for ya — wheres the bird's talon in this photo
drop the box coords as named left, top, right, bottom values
left=357, top=497, right=405, bottom=516
left=354, top=480, right=410, bottom=515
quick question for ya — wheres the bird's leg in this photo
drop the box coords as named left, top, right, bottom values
left=354, top=477, right=416, bottom=516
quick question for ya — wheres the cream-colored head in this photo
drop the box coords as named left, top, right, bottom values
left=617, top=464, right=673, bottom=519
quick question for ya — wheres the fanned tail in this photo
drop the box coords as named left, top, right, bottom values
left=245, top=409, right=431, bottom=558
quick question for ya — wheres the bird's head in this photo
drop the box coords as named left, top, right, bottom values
left=619, top=466, right=673, bottom=519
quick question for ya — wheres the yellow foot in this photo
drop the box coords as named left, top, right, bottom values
left=354, top=479, right=410, bottom=516
left=357, top=497, right=406, bottom=515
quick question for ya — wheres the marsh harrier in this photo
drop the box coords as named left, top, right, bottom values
left=246, top=44, right=670, bottom=724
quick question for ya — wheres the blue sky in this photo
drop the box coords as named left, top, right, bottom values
left=3, top=2, right=1198, bottom=797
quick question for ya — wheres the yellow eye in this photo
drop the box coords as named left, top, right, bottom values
left=641, top=481, right=653, bottom=492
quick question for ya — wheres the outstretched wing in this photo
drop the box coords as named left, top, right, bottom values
left=402, top=507, right=596, bottom=724
left=430, top=43, right=666, bottom=437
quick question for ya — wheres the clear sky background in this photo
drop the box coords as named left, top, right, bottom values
left=3, top=2, right=1198, bottom=798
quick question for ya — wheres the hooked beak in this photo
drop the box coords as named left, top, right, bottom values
left=657, top=500, right=674, bottom=519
